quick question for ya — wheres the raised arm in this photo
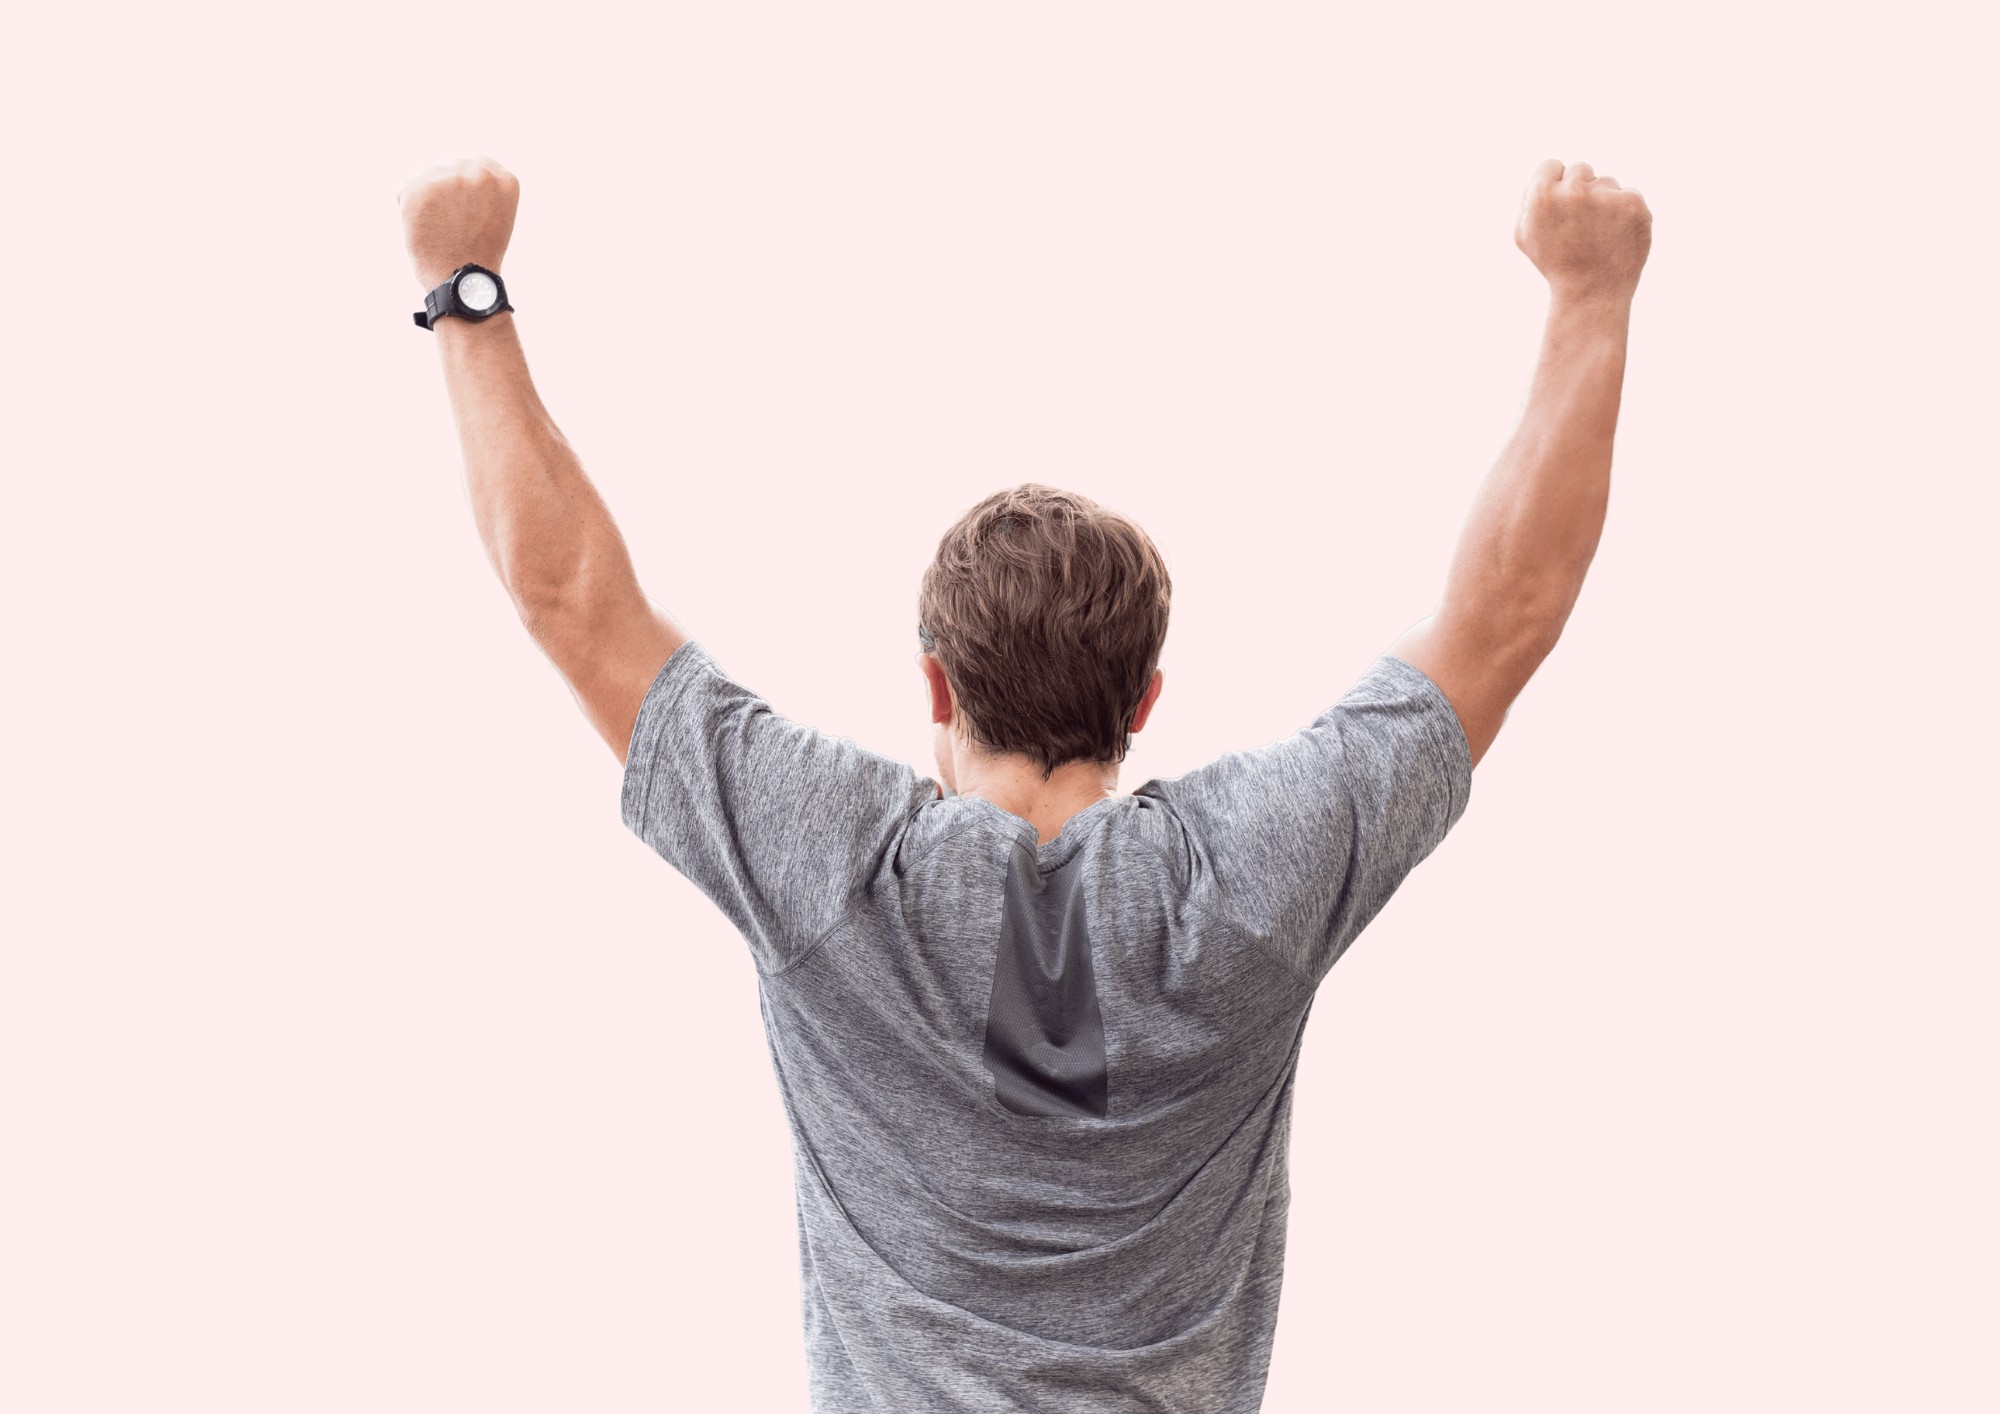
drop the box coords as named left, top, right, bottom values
left=400, top=156, right=685, bottom=763
left=1389, top=159, right=1652, bottom=766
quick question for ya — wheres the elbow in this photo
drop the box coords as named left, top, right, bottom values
left=1508, top=579, right=1574, bottom=652
left=1504, top=584, right=1580, bottom=676
left=514, top=583, right=594, bottom=659
left=1444, top=575, right=1578, bottom=677
left=491, top=528, right=649, bottom=667
left=498, top=535, right=596, bottom=631
left=508, top=570, right=597, bottom=660
left=1474, top=614, right=1565, bottom=688
left=509, top=556, right=646, bottom=670
left=509, top=571, right=576, bottom=626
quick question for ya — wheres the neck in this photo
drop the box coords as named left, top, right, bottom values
left=943, top=738, right=1122, bottom=845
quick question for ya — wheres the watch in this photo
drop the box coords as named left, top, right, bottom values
left=413, top=264, right=513, bottom=330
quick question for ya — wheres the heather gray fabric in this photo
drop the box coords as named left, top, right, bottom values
left=622, top=642, right=1471, bottom=1413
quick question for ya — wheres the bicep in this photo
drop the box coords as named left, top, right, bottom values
left=1387, top=609, right=1559, bottom=768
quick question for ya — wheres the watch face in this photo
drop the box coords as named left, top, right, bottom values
left=457, top=270, right=500, bottom=313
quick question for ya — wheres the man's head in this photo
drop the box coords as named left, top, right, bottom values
left=917, top=485, right=1171, bottom=782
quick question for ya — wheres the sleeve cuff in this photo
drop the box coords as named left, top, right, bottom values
left=1375, top=654, right=1474, bottom=833
left=619, top=639, right=713, bottom=838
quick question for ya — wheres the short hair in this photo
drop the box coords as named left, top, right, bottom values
left=917, top=484, right=1172, bottom=777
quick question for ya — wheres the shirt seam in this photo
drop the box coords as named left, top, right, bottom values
left=762, top=806, right=994, bottom=980
left=1128, top=660, right=1467, bottom=994
left=1132, top=830, right=1318, bottom=995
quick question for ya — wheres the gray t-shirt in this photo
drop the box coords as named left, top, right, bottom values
left=622, top=642, right=1470, bottom=1413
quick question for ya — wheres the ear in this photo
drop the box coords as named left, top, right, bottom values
left=1128, top=669, right=1165, bottom=733
left=918, top=653, right=955, bottom=726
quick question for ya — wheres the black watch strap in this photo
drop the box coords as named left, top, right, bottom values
left=412, top=264, right=514, bottom=330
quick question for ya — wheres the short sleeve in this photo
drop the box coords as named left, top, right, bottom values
left=620, top=642, right=938, bottom=973
left=1140, top=655, right=1471, bottom=984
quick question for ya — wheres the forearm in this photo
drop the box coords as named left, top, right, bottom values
left=435, top=313, right=648, bottom=635
left=1438, top=294, right=1631, bottom=666
left=434, top=310, right=683, bottom=760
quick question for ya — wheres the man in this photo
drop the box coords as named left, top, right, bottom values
left=400, top=154, right=1650, bottom=1412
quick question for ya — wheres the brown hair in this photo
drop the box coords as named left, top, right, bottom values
left=918, top=484, right=1171, bottom=777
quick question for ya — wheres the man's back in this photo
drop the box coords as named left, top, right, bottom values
left=403, top=151, right=1646, bottom=1409
left=623, top=643, right=1468, bottom=1411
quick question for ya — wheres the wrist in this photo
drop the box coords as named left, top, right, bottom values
left=433, top=309, right=516, bottom=345
left=414, top=256, right=501, bottom=291
left=1547, top=286, right=1634, bottom=328
left=413, top=262, right=512, bottom=333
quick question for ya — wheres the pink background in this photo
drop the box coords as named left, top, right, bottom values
left=4, top=3, right=1992, bottom=1410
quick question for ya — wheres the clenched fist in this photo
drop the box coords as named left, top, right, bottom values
left=399, top=155, right=520, bottom=292
left=1515, top=159, right=1652, bottom=307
